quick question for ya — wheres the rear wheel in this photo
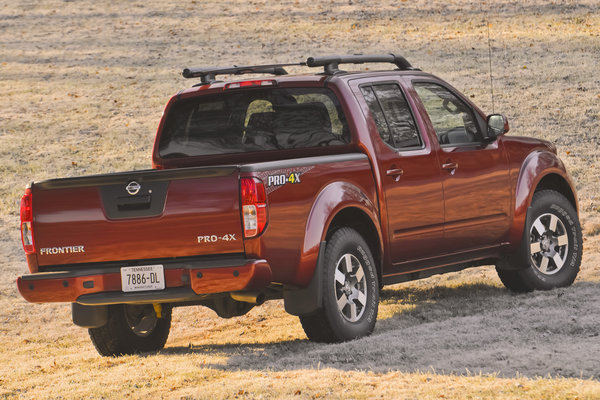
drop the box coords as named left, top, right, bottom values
left=88, top=304, right=171, bottom=357
left=299, top=227, right=379, bottom=343
left=496, top=190, right=582, bottom=292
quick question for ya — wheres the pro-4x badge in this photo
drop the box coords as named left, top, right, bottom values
left=267, top=172, right=301, bottom=187
left=258, top=166, right=314, bottom=194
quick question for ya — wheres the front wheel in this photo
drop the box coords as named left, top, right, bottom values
left=496, top=190, right=582, bottom=292
left=88, top=303, right=172, bottom=357
left=299, top=227, right=379, bottom=343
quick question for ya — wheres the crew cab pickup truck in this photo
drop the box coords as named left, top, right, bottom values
left=17, top=54, right=582, bottom=356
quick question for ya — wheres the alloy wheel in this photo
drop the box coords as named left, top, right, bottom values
left=333, top=253, right=368, bottom=322
left=529, top=212, right=569, bottom=275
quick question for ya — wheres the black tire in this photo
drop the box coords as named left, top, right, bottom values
left=299, top=227, right=379, bottom=343
left=496, top=190, right=582, bottom=293
left=88, top=304, right=172, bottom=357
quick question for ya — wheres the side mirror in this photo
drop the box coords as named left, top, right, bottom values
left=486, top=114, right=509, bottom=140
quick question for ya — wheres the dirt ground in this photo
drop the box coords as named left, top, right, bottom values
left=1, top=0, right=599, bottom=398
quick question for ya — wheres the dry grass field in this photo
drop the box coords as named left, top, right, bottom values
left=1, top=0, right=599, bottom=398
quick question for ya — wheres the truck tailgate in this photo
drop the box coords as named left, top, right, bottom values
left=32, top=166, right=244, bottom=267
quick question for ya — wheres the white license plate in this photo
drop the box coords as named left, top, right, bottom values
left=121, top=265, right=165, bottom=292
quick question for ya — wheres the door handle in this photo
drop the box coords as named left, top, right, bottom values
left=386, top=168, right=404, bottom=176
left=442, top=162, right=458, bottom=171
left=386, top=168, right=404, bottom=181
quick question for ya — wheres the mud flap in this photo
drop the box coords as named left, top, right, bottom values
left=497, top=205, right=533, bottom=271
left=72, top=303, right=108, bottom=328
left=283, top=241, right=325, bottom=316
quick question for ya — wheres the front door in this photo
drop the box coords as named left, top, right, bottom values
left=412, top=81, right=511, bottom=252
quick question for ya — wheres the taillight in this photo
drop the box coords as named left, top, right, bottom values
left=20, top=187, right=35, bottom=254
left=240, top=177, right=268, bottom=238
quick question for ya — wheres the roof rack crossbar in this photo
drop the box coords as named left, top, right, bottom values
left=306, top=53, right=415, bottom=75
left=182, top=63, right=306, bottom=84
left=182, top=54, right=417, bottom=85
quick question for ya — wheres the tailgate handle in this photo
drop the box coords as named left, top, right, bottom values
left=117, top=195, right=151, bottom=211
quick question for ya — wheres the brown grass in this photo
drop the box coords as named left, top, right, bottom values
left=1, top=0, right=599, bottom=398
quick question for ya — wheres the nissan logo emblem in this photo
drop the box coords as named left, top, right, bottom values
left=126, top=181, right=141, bottom=195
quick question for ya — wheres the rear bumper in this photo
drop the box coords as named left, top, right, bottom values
left=17, top=257, right=271, bottom=305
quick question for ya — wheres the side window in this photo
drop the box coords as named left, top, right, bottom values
left=413, top=82, right=480, bottom=146
left=360, top=86, right=392, bottom=146
left=360, top=84, right=421, bottom=150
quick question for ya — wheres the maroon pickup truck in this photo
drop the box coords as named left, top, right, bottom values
left=17, top=54, right=582, bottom=356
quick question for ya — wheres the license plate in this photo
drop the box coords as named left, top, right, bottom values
left=120, top=265, right=165, bottom=292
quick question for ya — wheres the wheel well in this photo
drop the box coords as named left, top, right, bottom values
left=326, top=208, right=382, bottom=283
left=535, top=174, right=577, bottom=211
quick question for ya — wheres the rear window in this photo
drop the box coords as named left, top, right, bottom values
left=158, top=87, right=350, bottom=158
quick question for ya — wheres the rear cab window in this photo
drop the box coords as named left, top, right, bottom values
left=158, top=87, right=350, bottom=158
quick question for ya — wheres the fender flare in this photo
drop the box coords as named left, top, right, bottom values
left=284, top=181, right=382, bottom=316
left=507, top=150, right=577, bottom=255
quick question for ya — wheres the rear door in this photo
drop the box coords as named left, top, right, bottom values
left=351, top=78, right=445, bottom=269
left=33, top=166, right=245, bottom=267
left=411, top=80, right=511, bottom=252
